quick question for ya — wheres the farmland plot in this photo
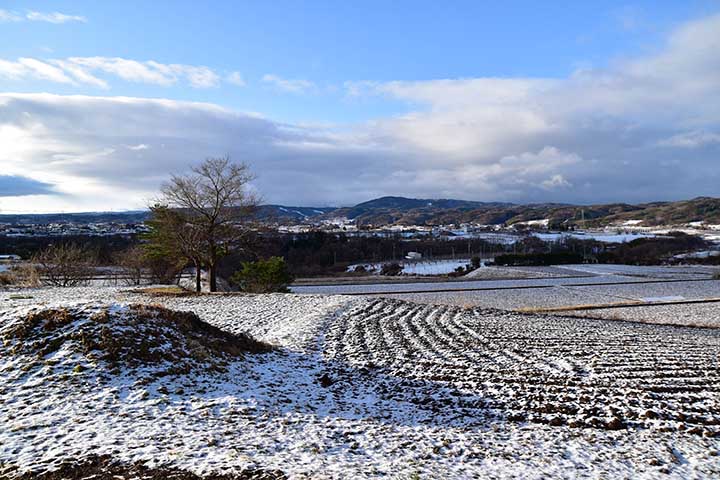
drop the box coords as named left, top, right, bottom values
left=2, top=288, right=720, bottom=478
left=325, top=299, right=720, bottom=434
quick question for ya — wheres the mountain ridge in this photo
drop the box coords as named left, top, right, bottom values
left=1, top=196, right=719, bottom=227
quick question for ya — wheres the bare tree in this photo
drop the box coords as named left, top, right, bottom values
left=114, top=245, right=147, bottom=286
left=156, top=156, right=258, bottom=292
left=33, top=243, right=97, bottom=287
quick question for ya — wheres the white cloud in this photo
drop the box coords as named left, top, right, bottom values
left=262, top=74, right=316, bottom=94
left=127, top=144, right=149, bottom=151
left=0, top=10, right=86, bottom=23
left=1, top=13, right=720, bottom=211
left=226, top=71, right=246, bottom=87
left=0, top=9, right=23, bottom=22
left=541, top=175, right=573, bottom=190
left=70, top=57, right=177, bottom=86
left=334, top=13, right=720, bottom=203
left=26, top=11, right=86, bottom=24
left=656, top=131, right=720, bottom=148
left=0, top=59, right=26, bottom=79
left=0, top=56, right=224, bottom=89
left=17, top=57, right=76, bottom=84
left=51, top=60, right=108, bottom=89
left=179, top=65, right=220, bottom=88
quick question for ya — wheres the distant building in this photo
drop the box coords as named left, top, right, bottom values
left=405, top=251, right=422, bottom=260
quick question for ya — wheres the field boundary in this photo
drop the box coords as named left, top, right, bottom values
left=307, top=276, right=718, bottom=296
left=518, top=297, right=720, bottom=313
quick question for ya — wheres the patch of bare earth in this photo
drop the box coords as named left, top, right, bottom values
left=2, top=455, right=285, bottom=480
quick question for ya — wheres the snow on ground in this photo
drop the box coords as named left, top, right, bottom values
left=462, top=265, right=586, bottom=280
left=516, top=218, right=549, bottom=227
left=291, top=273, right=662, bottom=295
left=674, top=250, right=720, bottom=259
left=376, top=285, right=620, bottom=310
left=2, top=287, right=720, bottom=478
left=533, top=232, right=657, bottom=243
left=369, top=276, right=720, bottom=312
left=401, top=259, right=471, bottom=275
left=347, top=259, right=474, bottom=276
left=568, top=301, right=720, bottom=328
left=558, top=264, right=719, bottom=279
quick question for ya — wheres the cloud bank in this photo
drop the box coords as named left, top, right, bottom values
left=0, top=13, right=719, bottom=212
left=0, top=57, right=240, bottom=89
left=0, top=175, right=54, bottom=197
left=0, top=9, right=86, bottom=23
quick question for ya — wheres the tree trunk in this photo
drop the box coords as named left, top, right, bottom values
left=208, top=241, right=218, bottom=292
left=209, top=262, right=217, bottom=292
left=195, top=262, right=202, bottom=293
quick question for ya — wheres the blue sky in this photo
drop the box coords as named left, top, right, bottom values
left=1, top=1, right=720, bottom=211
left=2, top=0, right=716, bottom=122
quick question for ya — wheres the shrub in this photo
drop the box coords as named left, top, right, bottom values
left=114, top=245, right=149, bottom=286
left=3, top=264, right=41, bottom=287
left=32, top=243, right=97, bottom=287
left=471, top=256, right=482, bottom=269
left=380, top=262, right=403, bottom=276
left=231, top=257, right=294, bottom=293
left=448, top=265, right=469, bottom=278
left=143, top=254, right=185, bottom=285
left=0, top=272, right=12, bottom=286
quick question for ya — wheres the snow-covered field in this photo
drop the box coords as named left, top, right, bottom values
left=381, top=280, right=720, bottom=314
left=291, top=274, right=660, bottom=296
left=532, top=231, right=658, bottom=243
left=559, top=264, right=719, bottom=279
left=2, top=287, right=720, bottom=479
left=567, top=301, right=720, bottom=328
left=348, top=259, right=474, bottom=276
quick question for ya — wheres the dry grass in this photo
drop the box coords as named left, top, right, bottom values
left=130, top=286, right=197, bottom=297
left=516, top=301, right=643, bottom=313
left=0, top=265, right=41, bottom=288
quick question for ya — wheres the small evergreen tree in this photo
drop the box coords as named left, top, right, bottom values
left=143, top=205, right=205, bottom=290
left=231, top=257, right=294, bottom=293
left=380, top=262, right=403, bottom=276
left=141, top=206, right=190, bottom=286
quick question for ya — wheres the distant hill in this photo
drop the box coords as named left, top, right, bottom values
left=321, top=197, right=720, bottom=227
left=255, top=205, right=336, bottom=223
left=0, top=211, right=149, bottom=225
left=2, top=196, right=719, bottom=228
left=0, top=206, right=335, bottom=225
left=327, top=196, right=514, bottom=226
left=593, top=197, right=720, bottom=226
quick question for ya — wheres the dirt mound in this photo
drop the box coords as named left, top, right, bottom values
left=5, top=455, right=286, bottom=480
left=1, top=304, right=273, bottom=378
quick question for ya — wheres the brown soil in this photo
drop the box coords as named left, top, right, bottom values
left=2, top=455, right=286, bottom=480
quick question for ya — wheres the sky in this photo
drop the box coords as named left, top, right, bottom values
left=0, top=0, right=719, bottom=212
